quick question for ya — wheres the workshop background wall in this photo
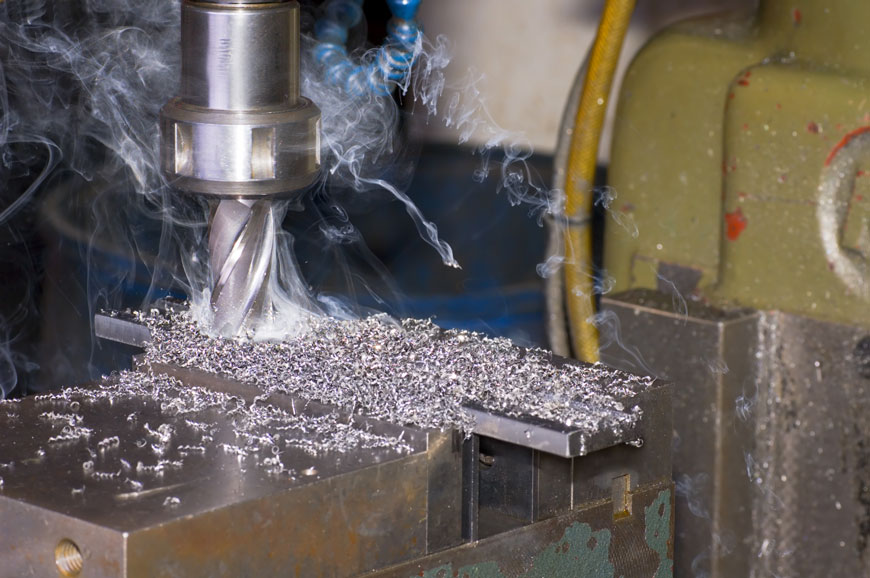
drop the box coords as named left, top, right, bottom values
left=416, top=0, right=756, bottom=158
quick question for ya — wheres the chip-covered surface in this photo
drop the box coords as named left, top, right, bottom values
left=0, top=306, right=672, bottom=577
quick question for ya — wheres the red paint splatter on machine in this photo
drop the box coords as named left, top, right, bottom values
left=825, top=126, right=870, bottom=166
left=725, top=207, right=748, bottom=241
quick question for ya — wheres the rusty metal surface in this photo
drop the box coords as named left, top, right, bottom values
left=601, top=288, right=870, bottom=577
left=365, top=482, right=674, bottom=578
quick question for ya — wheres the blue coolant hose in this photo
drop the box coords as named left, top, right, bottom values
left=313, top=0, right=422, bottom=96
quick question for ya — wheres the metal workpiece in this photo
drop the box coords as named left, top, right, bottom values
left=0, top=372, right=672, bottom=577
left=463, top=402, right=639, bottom=459
left=0, top=371, right=432, bottom=577
left=96, top=306, right=663, bottom=445
left=600, top=288, right=870, bottom=577
left=0, top=309, right=673, bottom=577
left=95, top=309, right=154, bottom=348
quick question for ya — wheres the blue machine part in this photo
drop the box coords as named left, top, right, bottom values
left=313, top=0, right=422, bottom=96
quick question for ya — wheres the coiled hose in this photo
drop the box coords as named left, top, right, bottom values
left=313, top=0, right=421, bottom=96
left=558, top=0, right=635, bottom=363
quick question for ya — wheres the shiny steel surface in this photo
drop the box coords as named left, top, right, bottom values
left=180, top=0, right=299, bottom=110
left=161, top=0, right=319, bottom=196
left=462, top=402, right=637, bottom=458
left=160, top=101, right=320, bottom=196
left=208, top=199, right=275, bottom=335
left=159, top=0, right=320, bottom=336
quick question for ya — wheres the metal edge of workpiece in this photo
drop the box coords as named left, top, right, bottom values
left=150, top=361, right=650, bottom=460
left=145, top=357, right=472, bottom=557
left=461, top=373, right=670, bottom=459
left=95, top=311, right=153, bottom=348
left=461, top=403, right=632, bottom=459
left=94, top=299, right=187, bottom=347
left=96, top=309, right=657, bottom=459
left=141, top=360, right=433, bottom=453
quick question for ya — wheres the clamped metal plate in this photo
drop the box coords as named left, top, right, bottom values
left=0, top=308, right=674, bottom=576
left=95, top=308, right=655, bottom=459
left=462, top=402, right=639, bottom=459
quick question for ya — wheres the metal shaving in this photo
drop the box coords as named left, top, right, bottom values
left=14, top=370, right=412, bottom=492
left=139, top=308, right=655, bottom=436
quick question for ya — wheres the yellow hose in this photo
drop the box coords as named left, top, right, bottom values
left=564, top=0, right=635, bottom=363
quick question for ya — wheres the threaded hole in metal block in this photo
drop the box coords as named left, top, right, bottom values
left=55, top=539, right=83, bottom=576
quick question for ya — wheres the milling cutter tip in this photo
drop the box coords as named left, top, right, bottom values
left=208, top=199, right=276, bottom=337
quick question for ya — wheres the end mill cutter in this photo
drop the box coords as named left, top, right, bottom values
left=160, top=0, right=321, bottom=336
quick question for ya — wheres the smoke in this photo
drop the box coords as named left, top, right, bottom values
left=594, top=185, right=639, bottom=239
left=222, top=10, right=567, bottom=338
left=675, top=472, right=711, bottom=519
left=590, top=309, right=657, bottom=377
left=297, top=47, right=459, bottom=274
left=295, top=25, right=560, bottom=277
left=0, top=0, right=179, bottom=194
left=0, top=0, right=576, bottom=391
left=652, top=265, right=689, bottom=322
left=0, top=0, right=184, bottom=396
